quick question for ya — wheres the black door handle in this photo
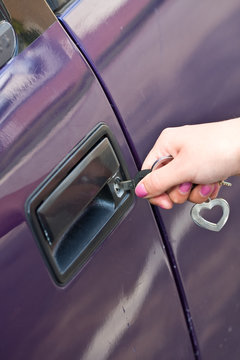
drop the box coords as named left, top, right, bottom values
left=26, top=124, right=134, bottom=285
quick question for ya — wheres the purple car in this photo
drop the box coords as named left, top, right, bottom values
left=1, top=0, right=240, bottom=359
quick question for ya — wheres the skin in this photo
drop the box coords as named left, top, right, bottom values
left=135, top=118, right=240, bottom=209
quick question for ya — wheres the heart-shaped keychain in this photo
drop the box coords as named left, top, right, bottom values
left=191, top=198, right=230, bottom=232
left=149, top=156, right=231, bottom=232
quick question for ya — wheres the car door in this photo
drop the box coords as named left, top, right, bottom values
left=0, top=1, right=194, bottom=359
left=59, top=0, right=240, bottom=359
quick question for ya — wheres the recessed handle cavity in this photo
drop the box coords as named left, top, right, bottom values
left=37, top=138, right=120, bottom=247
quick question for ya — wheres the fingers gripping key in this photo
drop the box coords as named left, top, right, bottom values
left=115, top=155, right=173, bottom=192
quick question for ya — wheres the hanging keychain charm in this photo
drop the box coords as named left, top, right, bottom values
left=191, top=198, right=230, bottom=232
left=191, top=181, right=231, bottom=232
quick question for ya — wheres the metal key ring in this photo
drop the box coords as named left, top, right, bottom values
left=151, top=155, right=173, bottom=171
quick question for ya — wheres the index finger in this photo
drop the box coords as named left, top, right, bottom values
left=136, top=156, right=189, bottom=198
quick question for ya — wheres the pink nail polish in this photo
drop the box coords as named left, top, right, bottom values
left=178, top=182, right=192, bottom=194
left=135, top=183, right=148, bottom=198
left=200, top=185, right=212, bottom=197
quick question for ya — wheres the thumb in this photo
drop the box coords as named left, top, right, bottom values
left=135, top=157, right=188, bottom=198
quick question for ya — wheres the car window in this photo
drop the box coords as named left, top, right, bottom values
left=1, top=0, right=55, bottom=53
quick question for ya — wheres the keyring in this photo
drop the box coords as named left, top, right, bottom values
left=151, top=155, right=173, bottom=171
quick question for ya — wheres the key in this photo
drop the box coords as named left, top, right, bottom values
left=116, top=155, right=173, bottom=192
left=116, top=169, right=151, bottom=191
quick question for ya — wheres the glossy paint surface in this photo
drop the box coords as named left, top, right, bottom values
left=0, top=22, right=193, bottom=359
left=62, top=0, right=240, bottom=358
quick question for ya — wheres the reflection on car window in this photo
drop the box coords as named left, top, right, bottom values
left=1, top=0, right=55, bottom=53
left=46, top=0, right=74, bottom=14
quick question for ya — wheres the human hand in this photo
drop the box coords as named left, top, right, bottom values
left=135, top=119, right=240, bottom=208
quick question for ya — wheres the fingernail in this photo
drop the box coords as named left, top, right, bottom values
left=200, top=185, right=213, bottom=197
left=135, top=183, right=148, bottom=198
left=178, top=182, right=192, bottom=194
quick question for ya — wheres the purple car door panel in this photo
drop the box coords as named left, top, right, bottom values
left=0, top=1, right=194, bottom=359
left=61, top=0, right=240, bottom=359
